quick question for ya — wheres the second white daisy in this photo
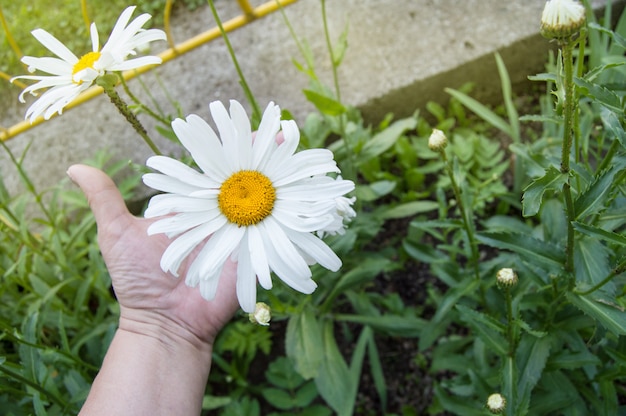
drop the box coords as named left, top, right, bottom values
left=143, top=100, right=355, bottom=312
left=12, top=6, right=165, bottom=122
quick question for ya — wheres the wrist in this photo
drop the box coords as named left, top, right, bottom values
left=118, top=307, right=214, bottom=355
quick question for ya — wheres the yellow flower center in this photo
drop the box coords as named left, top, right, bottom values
left=218, top=170, right=276, bottom=226
left=72, top=51, right=101, bottom=83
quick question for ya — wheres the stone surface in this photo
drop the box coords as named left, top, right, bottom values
left=1, top=0, right=623, bottom=195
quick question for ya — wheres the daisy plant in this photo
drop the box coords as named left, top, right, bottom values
left=11, top=6, right=165, bottom=153
left=143, top=100, right=356, bottom=312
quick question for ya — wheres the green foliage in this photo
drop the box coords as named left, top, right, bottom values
left=0, top=145, right=140, bottom=414
left=2, top=1, right=626, bottom=415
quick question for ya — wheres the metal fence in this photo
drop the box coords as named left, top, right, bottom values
left=0, top=0, right=297, bottom=142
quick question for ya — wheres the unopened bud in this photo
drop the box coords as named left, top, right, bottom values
left=486, top=393, right=506, bottom=414
left=428, top=129, right=448, bottom=152
left=249, top=302, right=271, bottom=326
left=496, top=268, right=518, bottom=288
left=541, top=0, right=586, bottom=40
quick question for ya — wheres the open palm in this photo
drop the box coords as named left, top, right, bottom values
left=68, top=164, right=239, bottom=344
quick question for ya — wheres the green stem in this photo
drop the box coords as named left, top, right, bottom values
left=504, top=287, right=516, bottom=356
left=117, top=73, right=170, bottom=126
left=98, top=78, right=162, bottom=156
left=560, top=42, right=576, bottom=278
left=575, top=257, right=626, bottom=296
left=208, top=0, right=261, bottom=125
left=441, top=151, right=481, bottom=283
left=321, top=0, right=341, bottom=103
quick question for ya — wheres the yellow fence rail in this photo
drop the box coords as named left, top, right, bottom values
left=0, top=0, right=297, bottom=142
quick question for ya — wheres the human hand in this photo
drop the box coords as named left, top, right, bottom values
left=67, top=164, right=239, bottom=348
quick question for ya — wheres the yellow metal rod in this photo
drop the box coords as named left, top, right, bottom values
left=1, top=0, right=298, bottom=142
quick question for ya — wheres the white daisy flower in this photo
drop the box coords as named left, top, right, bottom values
left=143, top=100, right=356, bottom=312
left=12, top=6, right=166, bottom=122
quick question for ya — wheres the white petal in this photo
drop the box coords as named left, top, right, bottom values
left=198, top=224, right=246, bottom=278
left=19, top=56, right=72, bottom=76
left=269, top=149, right=339, bottom=186
left=229, top=100, right=252, bottom=168
left=271, top=208, right=334, bottom=233
left=145, top=194, right=217, bottom=217
left=146, top=210, right=221, bottom=237
left=236, top=242, right=257, bottom=313
left=146, top=155, right=220, bottom=189
left=158, top=217, right=227, bottom=275
left=107, top=56, right=162, bottom=71
left=247, top=225, right=272, bottom=290
left=258, top=218, right=316, bottom=293
left=251, top=102, right=281, bottom=170
left=172, top=115, right=230, bottom=181
left=198, top=272, right=222, bottom=300
left=142, top=173, right=204, bottom=196
left=209, top=101, right=239, bottom=172
left=90, top=23, right=99, bottom=52
left=31, top=29, right=78, bottom=64
left=283, top=228, right=342, bottom=271
left=277, top=177, right=355, bottom=201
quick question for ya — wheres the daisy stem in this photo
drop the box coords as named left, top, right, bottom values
left=559, top=41, right=576, bottom=281
left=441, top=150, right=481, bottom=284
left=208, top=0, right=262, bottom=126
left=117, top=72, right=171, bottom=126
left=97, top=77, right=162, bottom=156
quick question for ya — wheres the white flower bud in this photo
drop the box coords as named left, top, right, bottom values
left=428, top=129, right=448, bottom=152
left=249, top=302, right=271, bottom=326
left=486, top=393, right=506, bottom=414
left=541, top=0, right=586, bottom=39
left=496, top=268, right=518, bottom=288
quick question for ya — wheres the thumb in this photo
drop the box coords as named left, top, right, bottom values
left=67, top=164, right=132, bottom=233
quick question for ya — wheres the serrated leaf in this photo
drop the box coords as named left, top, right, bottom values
left=574, top=237, right=612, bottom=290
left=358, top=117, right=417, bottom=163
left=588, top=22, right=626, bottom=49
left=572, top=222, right=626, bottom=246
left=303, top=89, right=346, bottom=116
left=515, top=335, right=552, bottom=415
left=521, top=165, right=568, bottom=217
left=574, top=155, right=626, bottom=220
left=476, top=231, right=565, bottom=268
left=601, top=107, right=626, bottom=147
left=456, top=304, right=508, bottom=356
left=566, top=292, right=626, bottom=335
left=574, top=77, right=624, bottom=113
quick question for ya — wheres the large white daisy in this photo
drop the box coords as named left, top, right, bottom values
left=143, top=100, right=356, bottom=312
left=12, top=6, right=165, bottom=122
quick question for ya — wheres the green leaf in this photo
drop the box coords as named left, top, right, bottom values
left=285, top=307, right=324, bottom=379
left=262, top=388, right=298, bottom=410
left=315, top=320, right=353, bottom=416
left=358, top=117, right=417, bottom=163
left=566, top=292, right=626, bottom=335
left=521, top=165, right=568, bottom=217
left=367, top=333, right=387, bottom=411
left=574, top=156, right=626, bottom=220
left=456, top=304, right=508, bottom=356
left=572, top=222, right=626, bottom=246
left=445, top=87, right=513, bottom=138
left=601, top=108, right=626, bottom=147
left=202, top=395, right=232, bottom=411
left=355, top=180, right=396, bottom=202
left=574, top=237, right=611, bottom=289
left=515, top=335, right=552, bottom=415
left=325, top=257, right=391, bottom=304
left=380, top=200, right=439, bottom=220
left=336, top=314, right=425, bottom=337
left=574, top=77, right=624, bottom=113
left=332, top=23, right=349, bottom=66
left=476, top=232, right=565, bottom=268
left=303, top=89, right=346, bottom=116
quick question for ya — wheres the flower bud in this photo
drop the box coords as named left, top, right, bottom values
left=541, top=0, right=586, bottom=40
left=249, top=302, right=271, bottom=326
left=486, top=393, right=506, bottom=414
left=496, top=268, right=518, bottom=288
left=428, top=129, right=448, bottom=152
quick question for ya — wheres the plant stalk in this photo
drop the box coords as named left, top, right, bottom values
left=560, top=42, right=576, bottom=278
left=98, top=78, right=162, bottom=156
